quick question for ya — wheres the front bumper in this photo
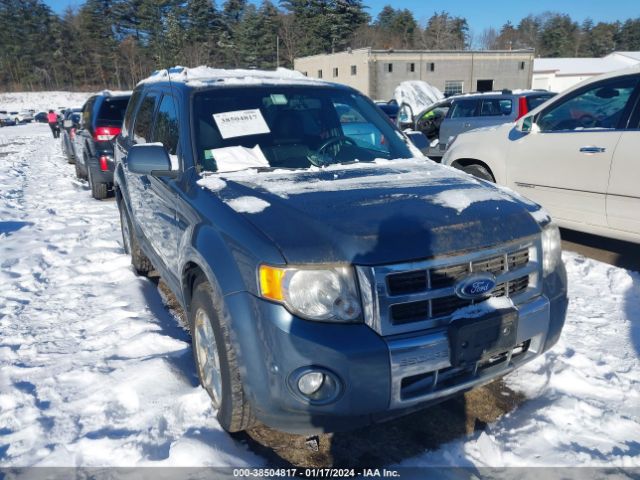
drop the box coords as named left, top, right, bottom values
left=224, top=283, right=567, bottom=433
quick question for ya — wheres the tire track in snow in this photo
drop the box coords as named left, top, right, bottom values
left=0, top=127, right=262, bottom=466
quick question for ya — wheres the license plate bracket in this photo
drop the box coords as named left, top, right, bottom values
left=448, top=309, right=518, bottom=368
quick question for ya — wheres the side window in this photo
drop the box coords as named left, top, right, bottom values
left=335, top=103, right=366, bottom=124
left=82, top=98, right=95, bottom=129
left=449, top=99, right=478, bottom=118
left=481, top=99, right=512, bottom=116
left=133, top=93, right=158, bottom=144
left=153, top=95, right=180, bottom=155
left=122, top=90, right=142, bottom=138
left=537, top=76, right=639, bottom=132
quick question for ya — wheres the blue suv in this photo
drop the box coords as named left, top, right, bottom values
left=114, top=68, right=568, bottom=434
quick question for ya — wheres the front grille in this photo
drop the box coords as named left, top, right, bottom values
left=392, top=275, right=530, bottom=324
left=356, top=238, right=542, bottom=336
left=388, top=249, right=529, bottom=296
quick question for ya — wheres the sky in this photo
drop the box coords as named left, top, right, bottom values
left=44, top=0, right=639, bottom=34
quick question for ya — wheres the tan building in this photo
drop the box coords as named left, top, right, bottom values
left=294, top=48, right=535, bottom=100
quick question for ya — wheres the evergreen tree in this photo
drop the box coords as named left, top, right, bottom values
left=616, top=18, right=640, bottom=50
left=422, top=11, right=468, bottom=50
left=538, top=13, right=579, bottom=57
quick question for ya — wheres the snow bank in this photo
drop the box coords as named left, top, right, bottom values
left=394, top=81, right=444, bottom=116
left=0, top=124, right=264, bottom=467
left=0, top=91, right=92, bottom=112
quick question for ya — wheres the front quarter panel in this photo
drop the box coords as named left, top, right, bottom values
left=442, top=125, right=514, bottom=185
left=175, top=184, right=287, bottom=305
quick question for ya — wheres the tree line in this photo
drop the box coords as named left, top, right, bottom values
left=0, top=0, right=638, bottom=91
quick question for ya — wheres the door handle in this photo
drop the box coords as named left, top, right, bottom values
left=580, top=146, right=606, bottom=154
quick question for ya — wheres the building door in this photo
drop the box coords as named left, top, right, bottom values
left=477, top=79, right=494, bottom=92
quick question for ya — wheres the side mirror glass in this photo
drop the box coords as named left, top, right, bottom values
left=127, top=143, right=176, bottom=177
left=518, top=115, right=539, bottom=134
left=397, top=104, right=414, bottom=128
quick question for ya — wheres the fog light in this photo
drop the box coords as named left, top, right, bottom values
left=290, top=367, right=342, bottom=404
left=297, top=372, right=324, bottom=395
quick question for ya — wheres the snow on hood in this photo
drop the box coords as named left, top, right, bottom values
left=138, top=66, right=325, bottom=87
left=198, top=158, right=522, bottom=213
left=394, top=81, right=444, bottom=117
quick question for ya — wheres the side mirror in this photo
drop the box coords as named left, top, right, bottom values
left=397, top=103, right=414, bottom=129
left=405, top=131, right=429, bottom=151
left=127, top=143, right=176, bottom=177
left=517, top=115, right=539, bottom=134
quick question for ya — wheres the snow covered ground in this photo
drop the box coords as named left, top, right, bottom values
left=1, top=123, right=639, bottom=468
left=0, top=91, right=92, bottom=113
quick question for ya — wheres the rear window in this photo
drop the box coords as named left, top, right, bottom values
left=97, top=97, right=130, bottom=126
left=480, top=99, right=512, bottom=116
left=526, top=94, right=554, bottom=111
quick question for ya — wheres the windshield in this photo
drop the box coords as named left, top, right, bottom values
left=192, top=86, right=413, bottom=172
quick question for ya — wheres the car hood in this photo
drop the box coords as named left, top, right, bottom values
left=200, top=158, right=542, bottom=265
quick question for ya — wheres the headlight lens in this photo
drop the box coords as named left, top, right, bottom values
left=259, top=265, right=362, bottom=322
left=541, top=223, right=562, bottom=276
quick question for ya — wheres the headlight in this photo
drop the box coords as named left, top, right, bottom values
left=259, top=265, right=362, bottom=322
left=541, top=223, right=562, bottom=276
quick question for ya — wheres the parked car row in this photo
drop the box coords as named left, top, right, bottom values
left=0, top=109, right=35, bottom=126
left=397, top=89, right=556, bottom=159
left=60, top=91, right=131, bottom=199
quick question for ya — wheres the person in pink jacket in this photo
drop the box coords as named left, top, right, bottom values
left=47, top=110, right=60, bottom=138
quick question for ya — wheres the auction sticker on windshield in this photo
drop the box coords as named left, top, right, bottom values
left=213, top=109, right=270, bottom=139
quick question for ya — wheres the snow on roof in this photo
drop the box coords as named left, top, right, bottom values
left=99, top=89, right=133, bottom=97
left=534, top=52, right=640, bottom=76
left=608, top=51, right=640, bottom=63
left=138, top=66, right=326, bottom=87
left=393, top=81, right=444, bottom=116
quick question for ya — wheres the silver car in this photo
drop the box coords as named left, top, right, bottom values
left=399, top=90, right=555, bottom=159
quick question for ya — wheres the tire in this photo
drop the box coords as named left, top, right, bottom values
left=461, top=163, right=495, bottom=182
left=74, top=161, right=84, bottom=179
left=88, top=167, right=108, bottom=200
left=119, top=201, right=153, bottom=275
left=76, top=155, right=88, bottom=180
left=190, top=276, right=256, bottom=432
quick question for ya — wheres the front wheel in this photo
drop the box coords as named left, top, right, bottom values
left=460, top=163, right=495, bottom=182
left=190, top=277, right=255, bottom=432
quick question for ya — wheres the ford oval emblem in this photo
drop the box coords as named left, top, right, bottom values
left=455, top=273, right=497, bottom=300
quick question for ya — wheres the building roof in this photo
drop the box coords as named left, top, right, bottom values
left=295, top=47, right=534, bottom=61
left=533, top=52, right=640, bottom=76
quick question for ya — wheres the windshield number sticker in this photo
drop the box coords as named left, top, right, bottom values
left=213, top=109, right=270, bottom=139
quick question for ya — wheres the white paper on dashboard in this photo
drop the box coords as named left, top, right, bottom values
left=207, top=145, right=269, bottom=172
left=213, top=109, right=270, bottom=139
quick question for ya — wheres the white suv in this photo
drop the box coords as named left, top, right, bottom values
left=13, top=110, right=34, bottom=123
left=443, top=65, right=640, bottom=244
